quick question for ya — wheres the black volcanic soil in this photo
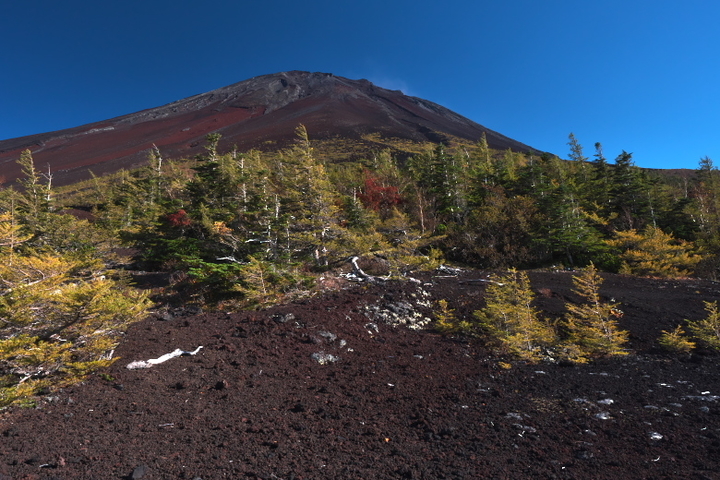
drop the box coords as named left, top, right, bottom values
left=2, top=270, right=720, bottom=480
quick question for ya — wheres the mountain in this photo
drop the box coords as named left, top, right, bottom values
left=0, top=71, right=540, bottom=186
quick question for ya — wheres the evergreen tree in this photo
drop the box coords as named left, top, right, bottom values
left=690, top=157, right=720, bottom=277
left=608, top=151, right=651, bottom=231
left=474, top=269, right=556, bottom=361
left=528, top=154, right=607, bottom=267
left=447, top=187, right=541, bottom=268
left=473, top=132, right=494, bottom=186
left=16, top=150, right=50, bottom=223
left=687, top=300, right=720, bottom=350
left=564, top=263, right=629, bottom=360
left=658, top=325, right=695, bottom=353
left=608, top=225, right=701, bottom=277
left=0, top=211, right=151, bottom=407
left=590, top=142, right=612, bottom=208
left=278, top=125, right=346, bottom=267
left=408, top=144, right=467, bottom=225
left=567, top=132, right=590, bottom=185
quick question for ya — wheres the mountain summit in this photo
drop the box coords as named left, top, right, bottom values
left=0, top=71, right=539, bottom=185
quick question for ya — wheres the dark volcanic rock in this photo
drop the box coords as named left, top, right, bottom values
left=3, top=270, right=719, bottom=479
left=0, top=71, right=541, bottom=186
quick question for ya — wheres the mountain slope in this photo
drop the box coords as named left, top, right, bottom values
left=0, top=71, right=540, bottom=186
left=1, top=270, right=720, bottom=478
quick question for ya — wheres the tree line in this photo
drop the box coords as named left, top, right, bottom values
left=3, top=126, right=720, bottom=404
left=91, top=128, right=717, bottom=286
left=30, top=127, right=720, bottom=295
left=5, top=126, right=720, bottom=310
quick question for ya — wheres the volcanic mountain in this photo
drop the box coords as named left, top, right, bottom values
left=0, top=71, right=539, bottom=186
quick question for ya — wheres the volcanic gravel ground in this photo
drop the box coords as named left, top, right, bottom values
left=2, top=270, right=720, bottom=479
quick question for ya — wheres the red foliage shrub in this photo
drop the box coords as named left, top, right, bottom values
left=358, top=170, right=401, bottom=212
left=167, top=209, right=192, bottom=228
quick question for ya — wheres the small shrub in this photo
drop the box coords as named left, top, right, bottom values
left=687, top=301, right=720, bottom=350
left=233, top=257, right=315, bottom=309
left=434, top=299, right=474, bottom=334
left=658, top=325, right=695, bottom=353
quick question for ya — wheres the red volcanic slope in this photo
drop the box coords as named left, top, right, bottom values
left=0, top=71, right=540, bottom=186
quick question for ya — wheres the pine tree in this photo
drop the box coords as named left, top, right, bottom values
left=434, top=299, right=473, bottom=333
left=608, top=225, right=701, bottom=277
left=16, top=149, right=50, bottom=223
left=450, top=188, right=541, bottom=268
left=474, top=269, right=556, bottom=361
left=0, top=210, right=31, bottom=264
left=377, top=208, right=443, bottom=274
left=567, top=132, right=590, bottom=184
left=687, top=301, right=720, bottom=350
left=564, top=263, right=628, bottom=360
left=658, top=325, right=695, bottom=353
left=590, top=142, right=612, bottom=208
left=609, top=151, right=652, bottom=231
left=472, top=132, right=495, bottom=187
left=0, top=249, right=151, bottom=407
left=281, top=124, right=344, bottom=267
left=408, top=144, right=469, bottom=226
left=690, top=157, right=720, bottom=278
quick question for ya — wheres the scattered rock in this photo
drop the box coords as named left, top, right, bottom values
left=318, top=331, right=337, bottom=342
left=156, top=311, right=174, bottom=321
left=272, top=313, right=295, bottom=323
left=311, top=352, right=339, bottom=365
left=131, top=464, right=148, bottom=479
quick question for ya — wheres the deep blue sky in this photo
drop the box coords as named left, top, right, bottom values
left=2, top=0, right=719, bottom=170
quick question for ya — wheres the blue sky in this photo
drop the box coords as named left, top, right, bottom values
left=1, top=0, right=719, bottom=170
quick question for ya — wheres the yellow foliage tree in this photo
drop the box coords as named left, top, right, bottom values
left=658, top=325, right=695, bottom=353
left=0, top=211, right=31, bottom=264
left=474, top=269, right=556, bottom=361
left=0, top=214, right=151, bottom=407
left=434, top=299, right=474, bottom=334
left=564, top=263, right=628, bottom=360
left=687, top=301, right=720, bottom=350
left=608, top=225, right=701, bottom=278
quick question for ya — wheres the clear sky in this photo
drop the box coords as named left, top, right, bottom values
left=2, top=0, right=719, bottom=170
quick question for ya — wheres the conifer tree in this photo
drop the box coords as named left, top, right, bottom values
left=449, top=188, right=541, bottom=268
left=567, top=132, right=590, bottom=184
left=408, top=144, right=469, bottom=226
left=686, top=300, right=720, bottom=350
left=608, top=225, right=701, bottom=277
left=434, top=299, right=473, bottom=333
left=377, top=208, right=442, bottom=274
left=467, top=133, right=503, bottom=206
left=474, top=269, right=556, bottom=361
left=609, top=151, right=651, bottom=231
left=0, top=196, right=152, bottom=407
left=0, top=246, right=151, bottom=406
left=590, top=142, right=612, bottom=208
left=0, top=210, right=30, bottom=264
left=658, top=325, right=695, bottom=353
left=281, top=124, right=344, bottom=266
left=16, top=149, right=49, bottom=223
left=564, top=263, right=628, bottom=360
left=690, top=157, right=720, bottom=277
